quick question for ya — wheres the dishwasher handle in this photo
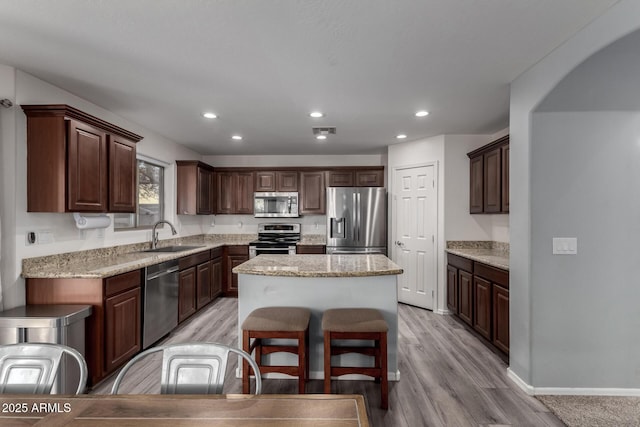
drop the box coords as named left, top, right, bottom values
left=146, top=266, right=179, bottom=280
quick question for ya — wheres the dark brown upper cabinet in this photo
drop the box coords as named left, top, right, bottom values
left=326, top=168, right=384, bottom=187
left=22, top=104, right=142, bottom=213
left=176, top=161, right=215, bottom=215
left=255, top=171, right=298, bottom=191
left=214, top=170, right=254, bottom=214
left=300, top=171, right=326, bottom=214
left=467, top=135, right=509, bottom=214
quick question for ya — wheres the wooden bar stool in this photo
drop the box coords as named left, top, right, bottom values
left=322, top=308, right=389, bottom=409
left=242, top=307, right=310, bottom=394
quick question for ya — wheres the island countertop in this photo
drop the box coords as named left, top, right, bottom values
left=233, top=254, right=403, bottom=277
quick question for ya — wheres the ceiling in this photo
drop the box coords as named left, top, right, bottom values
left=0, top=0, right=618, bottom=155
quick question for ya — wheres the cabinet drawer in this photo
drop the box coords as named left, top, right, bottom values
left=226, top=245, right=249, bottom=256
left=447, top=253, right=473, bottom=272
left=179, top=250, right=211, bottom=270
left=105, top=270, right=141, bottom=297
left=474, top=262, right=509, bottom=288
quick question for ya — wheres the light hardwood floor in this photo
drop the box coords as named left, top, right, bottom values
left=92, top=297, right=563, bottom=426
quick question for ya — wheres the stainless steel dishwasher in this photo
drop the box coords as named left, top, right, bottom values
left=143, top=259, right=179, bottom=349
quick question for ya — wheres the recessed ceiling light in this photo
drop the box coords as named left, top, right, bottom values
left=415, top=110, right=429, bottom=117
left=231, top=135, right=243, bottom=140
left=203, top=112, right=217, bottom=119
left=309, top=111, right=324, bottom=118
left=316, top=135, right=327, bottom=140
left=396, top=134, right=407, bottom=139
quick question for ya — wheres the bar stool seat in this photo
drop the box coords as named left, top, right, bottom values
left=242, top=307, right=310, bottom=394
left=322, top=308, right=389, bottom=409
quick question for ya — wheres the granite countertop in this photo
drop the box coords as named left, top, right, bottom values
left=233, top=254, right=403, bottom=278
left=21, top=233, right=328, bottom=279
left=445, top=248, right=509, bottom=270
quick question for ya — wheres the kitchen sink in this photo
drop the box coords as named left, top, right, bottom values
left=142, top=245, right=206, bottom=253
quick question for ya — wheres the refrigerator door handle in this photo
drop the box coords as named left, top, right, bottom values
left=352, top=193, right=358, bottom=241
left=356, top=192, right=361, bottom=242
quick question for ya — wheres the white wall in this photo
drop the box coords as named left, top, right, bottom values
left=509, top=0, right=640, bottom=392
left=0, top=65, right=17, bottom=310
left=3, top=70, right=203, bottom=310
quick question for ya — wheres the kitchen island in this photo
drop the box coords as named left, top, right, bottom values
left=233, top=254, right=403, bottom=381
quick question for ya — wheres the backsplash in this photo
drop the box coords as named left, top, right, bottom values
left=446, top=240, right=509, bottom=253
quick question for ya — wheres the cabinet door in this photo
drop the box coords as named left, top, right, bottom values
left=493, top=285, right=509, bottom=354
left=483, top=147, right=501, bottom=213
left=211, top=257, right=223, bottom=299
left=178, top=267, right=197, bottom=323
left=469, top=156, right=483, bottom=214
left=196, top=261, right=212, bottom=309
left=235, top=172, right=254, bottom=214
left=224, top=246, right=249, bottom=297
left=104, top=287, right=141, bottom=374
left=355, top=169, right=384, bottom=187
left=67, top=119, right=108, bottom=212
left=473, top=276, right=492, bottom=340
left=215, top=172, right=234, bottom=214
left=276, top=171, right=298, bottom=191
left=501, top=144, right=509, bottom=213
left=108, top=136, right=136, bottom=213
left=458, top=270, right=473, bottom=326
left=197, top=167, right=213, bottom=214
left=327, top=170, right=354, bottom=187
left=296, top=245, right=325, bottom=254
left=446, top=265, right=458, bottom=314
left=300, top=171, right=326, bottom=214
left=255, top=171, right=276, bottom=191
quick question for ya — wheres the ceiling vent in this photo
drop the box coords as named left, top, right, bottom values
left=312, top=127, right=336, bottom=136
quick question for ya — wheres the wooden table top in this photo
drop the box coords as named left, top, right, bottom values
left=0, top=394, right=370, bottom=426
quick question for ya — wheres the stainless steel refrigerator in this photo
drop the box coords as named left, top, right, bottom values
left=326, top=187, right=387, bottom=254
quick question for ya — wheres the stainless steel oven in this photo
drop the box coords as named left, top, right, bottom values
left=249, top=223, right=301, bottom=258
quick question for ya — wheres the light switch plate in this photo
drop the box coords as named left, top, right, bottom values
left=553, top=237, right=577, bottom=255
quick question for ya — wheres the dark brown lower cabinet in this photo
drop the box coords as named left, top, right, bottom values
left=493, top=285, right=510, bottom=354
left=25, top=269, right=142, bottom=386
left=473, top=276, right=492, bottom=340
left=196, top=260, right=213, bottom=309
left=446, top=265, right=458, bottom=314
left=211, top=249, right=223, bottom=299
left=296, top=245, right=326, bottom=254
left=178, top=267, right=197, bottom=323
left=447, top=253, right=509, bottom=356
left=458, top=270, right=473, bottom=326
left=224, top=245, right=249, bottom=297
left=104, top=287, right=141, bottom=374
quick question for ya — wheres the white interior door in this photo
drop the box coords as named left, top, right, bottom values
left=393, top=165, right=437, bottom=309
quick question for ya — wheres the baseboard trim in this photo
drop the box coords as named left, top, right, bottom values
left=507, top=368, right=640, bottom=396
left=434, top=308, right=451, bottom=315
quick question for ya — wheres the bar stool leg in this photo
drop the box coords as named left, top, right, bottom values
left=323, top=331, right=332, bottom=394
left=381, top=332, right=388, bottom=410
left=297, top=330, right=305, bottom=394
left=242, top=330, right=251, bottom=394
left=305, top=328, right=310, bottom=384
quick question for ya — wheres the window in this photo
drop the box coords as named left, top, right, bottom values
left=114, top=159, right=165, bottom=230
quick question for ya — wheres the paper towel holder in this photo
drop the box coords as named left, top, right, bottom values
left=73, top=212, right=111, bottom=229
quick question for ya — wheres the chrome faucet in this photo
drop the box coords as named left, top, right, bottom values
left=151, top=220, right=178, bottom=249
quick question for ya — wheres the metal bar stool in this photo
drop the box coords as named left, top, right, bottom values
left=322, top=308, right=389, bottom=409
left=242, top=307, right=310, bottom=394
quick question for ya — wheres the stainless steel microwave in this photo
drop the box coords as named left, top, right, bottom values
left=254, top=192, right=299, bottom=218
